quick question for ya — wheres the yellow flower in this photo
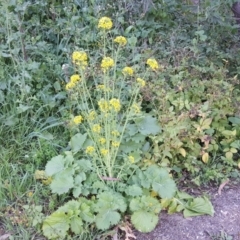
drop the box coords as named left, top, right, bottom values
left=97, top=84, right=105, bottom=90
left=112, top=141, right=120, bottom=147
left=28, top=191, right=33, bottom=197
left=99, top=138, right=106, bottom=144
left=73, top=115, right=83, bottom=124
left=88, top=111, right=96, bottom=121
left=42, top=177, right=52, bottom=185
left=72, top=51, right=88, bottom=66
left=98, top=99, right=109, bottom=112
left=86, top=146, right=95, bottom=155
left=70, top=74, right=81, bottom=84
left=146, top=58, right=159, bottom=71
left=111, top=130, right=120, bottom=136
left=66, top=81, right=76, bottom=90
left=98, top=17, right=113, bottom=30
left=101, top=57, right=114, bottom=69
left=132, top=103, right=141, bottom=114
left=109, top=98, right=121, bottom=112
left=92, top=124, right=101, bottom=133
left=128, top=155, right=135, bottom=163
left=96, top=84, right=110, bottom=91
left=136, top=78, right=146, bottom=87
left=101, top=57, right=114, bottom=70
left=100, top=148, right=108, bottom=156
left=114, top=36, right=127, bottom=46
left=122, top=67, right=134, bottom=76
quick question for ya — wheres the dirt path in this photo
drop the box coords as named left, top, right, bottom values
left=135, top=182, right=240, bottom=240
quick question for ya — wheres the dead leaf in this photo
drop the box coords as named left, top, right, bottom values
left=218, top=179, right=230, bottom=195
left=202, top=152, right=209, bottom=163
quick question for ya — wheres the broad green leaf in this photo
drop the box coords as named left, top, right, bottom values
left=50, top=170, right=74, bottom=194
left=45, top=155, right=65, bottom=176
left=77, top=159, right=92, bottom=171
left=69, top=133, right=87, bottom=153
left=73, top=186, right=82, bottom=198
left=58, top=200, right=80, bottom=215
left=230, top=141, right=239, bottom=149
left=79, top=202, right=95, bottom=223
left=42, top=211, right=69, bottom=239
left=176, top=191, right=193, bottom=200
left=95, top=192, right=127, bottom=213
left=95, top=210, right=120, bottom=230
left=184, top=196, right=214, bottom=217
left=125, top=185, right=142, bottom=197
left=222, top=129, right=236, bottom=137
left=132, top=169, right=151, bottom=189
left=228, top=117, right=240, bottom=125
left=130, top=196, right=161, bottom=214
left=136, top=115, right=161, bottom=135
left=119, top=140, right=140, bottom=153
left=146, top=166, right=177, bottom=199
left=70, top=217, right=83, bottom=234
left=131, top=211, right=158, bottom=233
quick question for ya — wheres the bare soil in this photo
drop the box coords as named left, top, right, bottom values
left=135, top=181, right=240, bottom=240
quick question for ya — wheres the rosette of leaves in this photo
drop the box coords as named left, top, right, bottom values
left=45, top=150, right=106, bottom=197
left=42, top=198, right=95, bottom=239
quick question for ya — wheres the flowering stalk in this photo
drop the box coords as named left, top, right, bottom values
left=66, top=17, right=159, bottom=179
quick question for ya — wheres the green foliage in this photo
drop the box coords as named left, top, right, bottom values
left=1, top=0, right=240, bottom=239
left=161, top=191, right=214, bottom=217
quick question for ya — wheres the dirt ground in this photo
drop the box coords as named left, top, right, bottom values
left=135, top=181, right=240, bottom=240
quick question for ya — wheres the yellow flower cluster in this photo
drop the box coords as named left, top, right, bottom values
left=114, top=36, right=127, bottom=46
left=92, top=124, right=101, bottom=133
left=97, top=84, right=110, bottom=92
left=73, top=115, right=83, bottom=124
left=112, top=141, right=120, bottom=147
left=98, top=99, right=109, bottom=113
left=72, top=51, right=88, bottom=67
left=109, top=98, right=121, bottom=112
left=128, top=155, right=135, bottom=163
left=136, top=78, right=146, bottom=87
left=100, top=148, right=108, bottom=156
left=70, top=74, right=81, bottom=83
left=101, top=57, right=114, bottom=71
left=98, top=17, right=113, bottom=30
left=88, top=111, right=96, bottom=121
left=122, top=67, right=134, bottom=76
left=86, top=146, right=95, bottom=155
left=111, top=130, right=120, bottom=136
left=66, top=74, right=81, bottom=90
left=132, top=103, right=141, bottom=114
left=99, top=138, right=106, bottom=144
left=146, top=58, right=159, bottom=71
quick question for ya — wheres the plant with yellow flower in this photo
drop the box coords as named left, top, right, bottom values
left=43, top=17, right=165, bottom=239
